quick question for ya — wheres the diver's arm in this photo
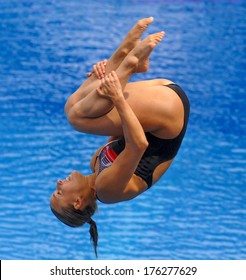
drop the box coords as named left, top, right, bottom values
left=95, top=71, right=148, bottom=202
left=96, top=71, right=148, bottom=150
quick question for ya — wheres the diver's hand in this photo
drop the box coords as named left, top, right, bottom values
left=96, top=71, right=124, bottom=103
left=86, top=59, right=107, bottom=79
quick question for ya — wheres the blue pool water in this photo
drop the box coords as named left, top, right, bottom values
left=0, top=0, right=245, bottom=260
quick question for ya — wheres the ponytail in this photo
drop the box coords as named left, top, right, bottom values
left=50, top=201, right=99, bottom=257
left=88, top=218, right=98, bottom=258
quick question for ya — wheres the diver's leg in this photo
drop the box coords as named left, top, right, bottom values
left=125, top=78, right=174, bottom=91
left=69, top=32, right=165, bottom=123
left=114, top=32, right=165, bottom=89
left=65, top=17, right=154, bottom=113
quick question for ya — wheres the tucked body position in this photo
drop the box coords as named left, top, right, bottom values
left=50, top=17, right=190, bottom=257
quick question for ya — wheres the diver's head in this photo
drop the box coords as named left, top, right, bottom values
left=50, top=170, right=98, bottom=256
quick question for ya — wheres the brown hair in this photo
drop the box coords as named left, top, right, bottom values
left=50, top=203, right=98, bottom=257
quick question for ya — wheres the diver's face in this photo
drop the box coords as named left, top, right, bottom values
left=50, top=170, right=85, bottom=210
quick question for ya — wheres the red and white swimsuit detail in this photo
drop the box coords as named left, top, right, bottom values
left=97, top=141, right=118, bottom=174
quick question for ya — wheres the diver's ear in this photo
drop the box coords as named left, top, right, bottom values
left=73, top=197, right=84, bottom=210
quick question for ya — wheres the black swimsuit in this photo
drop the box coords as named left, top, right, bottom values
left=97, top=83, right=190, bottom=189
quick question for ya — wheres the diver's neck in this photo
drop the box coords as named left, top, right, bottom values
left=85, top=173, right=97, bottom=192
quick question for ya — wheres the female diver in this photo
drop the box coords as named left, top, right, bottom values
left=50, top=17, right=190, bottom=257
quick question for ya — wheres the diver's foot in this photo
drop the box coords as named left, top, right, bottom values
left=120, top=17, right=154, bottom=55
left=135, top=58, right=150, bottom=73
left=125, top=31, right=165, bottom=72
